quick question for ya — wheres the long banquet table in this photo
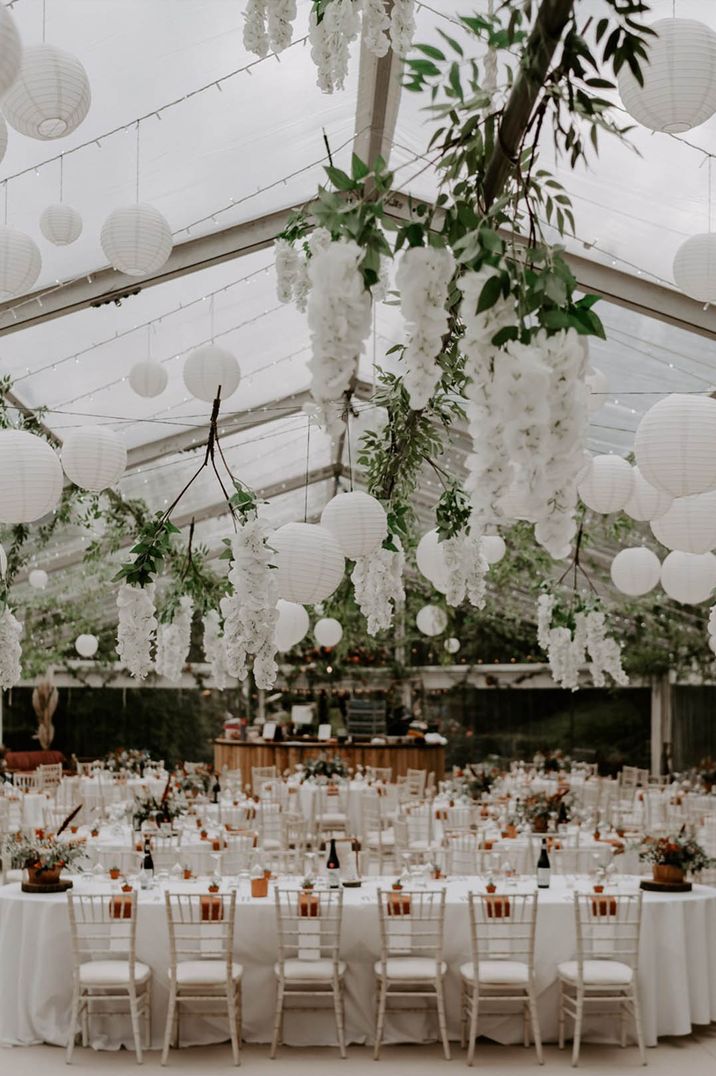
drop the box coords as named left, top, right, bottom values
left=1, top=875, right=715, bottom=1051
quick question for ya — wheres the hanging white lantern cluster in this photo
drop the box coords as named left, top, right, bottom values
left=634, top=394, right=716, bottom=498
left=0, top=429, right=62, bottom=523
left=585, top=367, right=609, bottom=414
left=0, top=226, right=41, bottom=295
left=610, top=547, right=661, bottom=597
left=416, top=604, right=447, bottom=637
left=183, top=344, right=241, bottom=403
left=3, top=44, right=91, bottom=140
left=660, top=550, right=716, bottom=605
left=482, top=535, right=506, bottom=565
left=28, top=568, right=48, bottom=590
left=320, top=491, right=387, bottom=558
left=75, top=633, right=98, bottom=658
left=61, top=427, right=126, bottom=491
left=650, top=491, right=716, bottom=554
left=577, top=455, right=633, bottom=514
left=101, top=204, right=173, bottom=277
left=314, top=617, right=343, bottom=648
left=273, top=599, right=309, bottom=652
left=272, top=522, right=345, bottom=604
left=129, top=360, right=167, bottom=398
left=39, top=203, right=82, bottom=246
left=623, top=466, right=672, bottom=522
left=618, top=18, right=716, bottom=134
left=0, top=6, right=22, bottom=97
left=673, top=234, right=716, bottom=303
left=444, top=637, right=461, bottom=655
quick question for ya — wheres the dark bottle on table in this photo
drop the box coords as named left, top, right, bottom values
left=326, top=837, right=341, bottom=889
left=536, top=838, right=551, bottom=889
left=140, top=837, right=154, bottom=888
left=212, top=774, right=221, bottom=804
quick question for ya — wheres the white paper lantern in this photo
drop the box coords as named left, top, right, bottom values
left=75, top=633, right=98, bottom=658
left=273, top=599, right=309, bottom=652
left=3, top=44, right=90, bottom=140
left=183, top=345, right=241, bottom=403
left=650, top=491, right=716, bottom=554
left=0, top=225, right=40, bottom=295
left=0, top=6, right=22, bottom=97
left=101, top=204, right=172, bottom=277
left=618, top=18, right=716, bottom=134
left=0, top=429, right=62, bottom=523
left=129, top=359, right=168, bottom=398
left=444, top=637, right=461, bottom=655
left=661, top=550, right=716, bottom=605
left=623, top=466, right=673, bottom=522
left=416, top=604, right=448, bottom=637
left=634, top=394, right=716, bottom=498
left=61, top=427, right=127, bottom=491
left=39, top=203, right=82, bottom=246
left=673, top=233, right=716, bottom=303
left=314, top=617, right=343, bottom=648
left=416, top=529, right=448, bottom=589
left=482, top=535, right=506, bottom=565
left=586, top=366, right=609, bottom=414
left=272, top=523, right=345, bottom=604
left=577, top=455, right=634, bottom=514
left=28, top=568, right=48, bottom=590
left=610, top=547, right=661, bottom=597
left=320, top=491, right=387, bottom=558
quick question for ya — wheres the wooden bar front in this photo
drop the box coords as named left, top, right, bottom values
left=214, top=739, right=445, bottom=788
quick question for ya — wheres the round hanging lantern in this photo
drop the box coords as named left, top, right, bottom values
left=100, top=204, right=173, bottom=277
left=444, top=637, right=461, bottom=655
left=273, top=599, right=309, bottom=652
left=320, top=490, right=387, bottom=558
left=272, top=522, right=345, bottom=604
left=617, top=18, right=716, bottom=134
left=75, top=633, right=98, bottom=658
left=416, top=604, right=448, bottom=637
left=577, top=455, right=634, bottom=514
left=673, top=233, right=716, bottom=303
left=39, top=203, right=82, bottom=246
left=0, top=226, right=41, bottom=295
left=314, top=617, right=343, bottom=648
left=623, top=466, right=673, bottom=522
left=61, top=426, right=127, bottom=491
left=129, top=359, right=168, bottom=398
left=650, top=491, right=716, bottom=554
left=28, top=568, right=48, bottom=590
left=660, top=550, right=716, bottom=605
left=610, top=547, right=661, bottom=597
left=0, top=429, right=62, bottom=523
left=634, top=394, right=716, bottom=498
left=482, top=534, right=506, bottom=565
left=2, top=44, right=91, bottom=140
left=586, top=367, right=609, bottom=414
left=183, top=344, right=240, bottom=403
left=415, top=529, right=448, bottom=590
left=0, top=6, right=21, bottom=97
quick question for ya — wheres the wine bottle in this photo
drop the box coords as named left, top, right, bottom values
left=326, top=837, right=341, bottom=889
left=536, top=838, right=551, bottom=889
left=140, top=837, right=154, bottom=888
left=212, top=774, right=221, bottom=804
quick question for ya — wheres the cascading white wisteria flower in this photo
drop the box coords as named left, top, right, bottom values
left=389, top=0, right=416, bottom=56
left=275, top=238, right=302, bottom=304
left=202, top=610, right=232, bottom=691
left=585, top=610, right=629, bottom=687
left=307, top=238, right=372, bottom=436
left=352, top=546, right=405, bottom=635
left=116, top=583, right=157, bottom=680
left=266, top=0, right=297, bottom=52
left=537, top=596, right=627, bottom=690
left=441, top=531, right=488, bottom=608
left=309, top=0, right=361, bottom=93
left=0, top=607, right=22, bottom=689
left=220, top=512, right=279, bottom=690
left=536, top=593, right=555, bottom=651
left=362, top=0, right=390, bottom=56
left=155, top=596, right=194, bottom=683
left=243, top=0, right=269, bottom=56
left=396, top=245, right=455, bottom=410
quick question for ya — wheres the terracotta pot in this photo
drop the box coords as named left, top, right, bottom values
left=27, top=864, right=63, bottom=886
left=653, top=864, right=684, bottom=885
left=183, top=869, right=193, bottom=880
left=109, top=868, right=121, bottom=880
left=251, top=876, right=269, bottom=898
left=532, top=817, right=548, bottom=833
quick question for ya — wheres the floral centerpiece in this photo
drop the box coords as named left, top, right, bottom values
left=176, top=763, right=213, bottom=797
left=696, top=758, right=716, bottom=793
left=7, top=834, right=85, bottom=886
left=132, top=774, right=186, bottom=829
left=104, top=748, right=152, bottom=775
left=518, top=788, right=573, bottom=833
left=299, top=754, right=347, bottom=783
left=464, top=763, right=500, bottom=799
left=639, top=832, right=714, bottom=884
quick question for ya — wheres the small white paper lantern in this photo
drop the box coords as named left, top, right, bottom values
left=272, top=522, right=345, bottom=604
left=3, top=44, right=91, bottom=140
left=0, top=6, right=22, bottom=97
left=101, top=204, right=173, bottom=277
left=314, top=617, right=343, bottom=648
left=416, top=529, right=448, bottom=589
left=623, top=466, right=673, bottom=522
left=673, top=233, right=716, bottom=303
left=39, top=203, right=82, bottom=246
left=0, top=429, right=62, bottom=523
left=183, top=344, right=240, bottom=403
left=320, top=490, right=387, bottom=558
left=129, top=359, right=168, bottom=398
left=660, top=550, right=716, bottom=605
left=634, top=394, right=716, bottom=498
left=416, top=604, right=448, bottom=637
left=482, top=535, right=506, bottom=565
left=650, top=491, right=716, bottom=554
left=28, top=568, right=48, bottom=590
left=0, top=225, right=41, bottom=295
left=75, top=633, right=98, bottom=658
left=444, top=636, right=461, bottom=654
left=577, top=455, right=634, bottom=514
left=273, top=599, right=309, bottom=652
left=610, top=547, right=661, bottom=597
left=618, top=18, right=716, bottom=134
left=61, top=427, right=127, bottom=491
left=586, top=367, right=609, bottom=414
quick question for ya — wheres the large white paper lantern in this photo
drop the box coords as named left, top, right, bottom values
left=75, top=633, right=98, bottom=658
left=28, top=568, right=48, bottom=590
left=273, top=599, right=309, bottom=652
left=0, top=429, right=62, bottom=522
left=623, top=466, right=673, bottom=522
left=661, top=550, right=716, bottom=605
left=61, top=427, right=127, bottom=491
left=0, top=226, right=40, bottom=295
left=634, top=394, right=716, bottom=498
left=416, top=604, right=448, bottom=637
left=183, top=344, right=240, bottom=403
left=129, top=359, right=167, bottom=398
left=416, top=529, right=448, bottom=588
left=610, top=547, right=661, bottom=597
left=2, top=44, right=90, bottom=139
left=0, top=6, right=22, bottom=97
left=618, top=18, right=716, bottom=134
left=39, top=203, right=82, bottom=246
left=101, top=204, right=172, bottom=277
left=320, top=491, right=387, bottom=558
left=482, top=535, right=506, bottom=565
left=673, top=233, right=716, bottom=303
left=650, top=491, right=716, bottom=554
left=586, top=367, right=609, bottom=414
left=272, top=523, right=345, bottom=604
left=577, top=455, right=633, bottom=514
left=314, top=617, right=343, bottom=648
left=444, top=636, right=461, bottom=654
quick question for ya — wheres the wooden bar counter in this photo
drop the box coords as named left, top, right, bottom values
left=214, top=739, right=445, bottom=788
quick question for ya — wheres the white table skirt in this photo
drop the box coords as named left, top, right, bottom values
left=1, top=877, right=715, bottom=1051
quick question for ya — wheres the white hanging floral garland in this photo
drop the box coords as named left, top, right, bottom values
left=202, top=610, right=232, bottom=691
left=116, top=583, right=157, bottom=680
left=396, top=245, right=455, bottom=411
left=537, top=593, right=628, bottom=691
left=155, top=596, right=194, bottom=683
left=243, top=0, right=297, bottom=57
left=220, top=512, right=280, bottom=689
left=441, top=531, right=488, bottom=609
left=352, top=545, right=405, bottom=635
left=0, top=607, right=22, bottom=689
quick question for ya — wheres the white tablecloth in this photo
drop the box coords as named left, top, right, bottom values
left=1, top=876, right=715, bottom=1050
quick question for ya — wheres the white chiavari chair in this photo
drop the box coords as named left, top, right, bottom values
left=362, top=792, right=395, bottom=874
left=12, top=772, right=40, bottom=792
left=221, top=833, right=256, bottom=875
left=551, top=845, right=613, bottom=875
left=314, top=783, right=350, bottom=838
left=366, top=766, right=392, bottom=784
left=251, top=765, right=277, bottom=796
left=37, top=761, right=63, bottom=791
left=257, top=801, right=283, bottom=851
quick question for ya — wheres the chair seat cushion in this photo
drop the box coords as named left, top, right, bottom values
left=261, top=837, right=282, bottom=850
left=460, top=960, right=530, bottom=986
left=174, top=960, right=243, bottom=985
left=407, top=839, right=440, bottom=852
left=366, top=829, right=394, bottom=847
left=318, top=812, right=347, bottom=825
left=557, top=960, right=633, bottom=986
left=79, top=961, right=151, bottom=987
left=375, top=957, right=447, bottom=980
left=276, top=959, right=346, bottom=981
